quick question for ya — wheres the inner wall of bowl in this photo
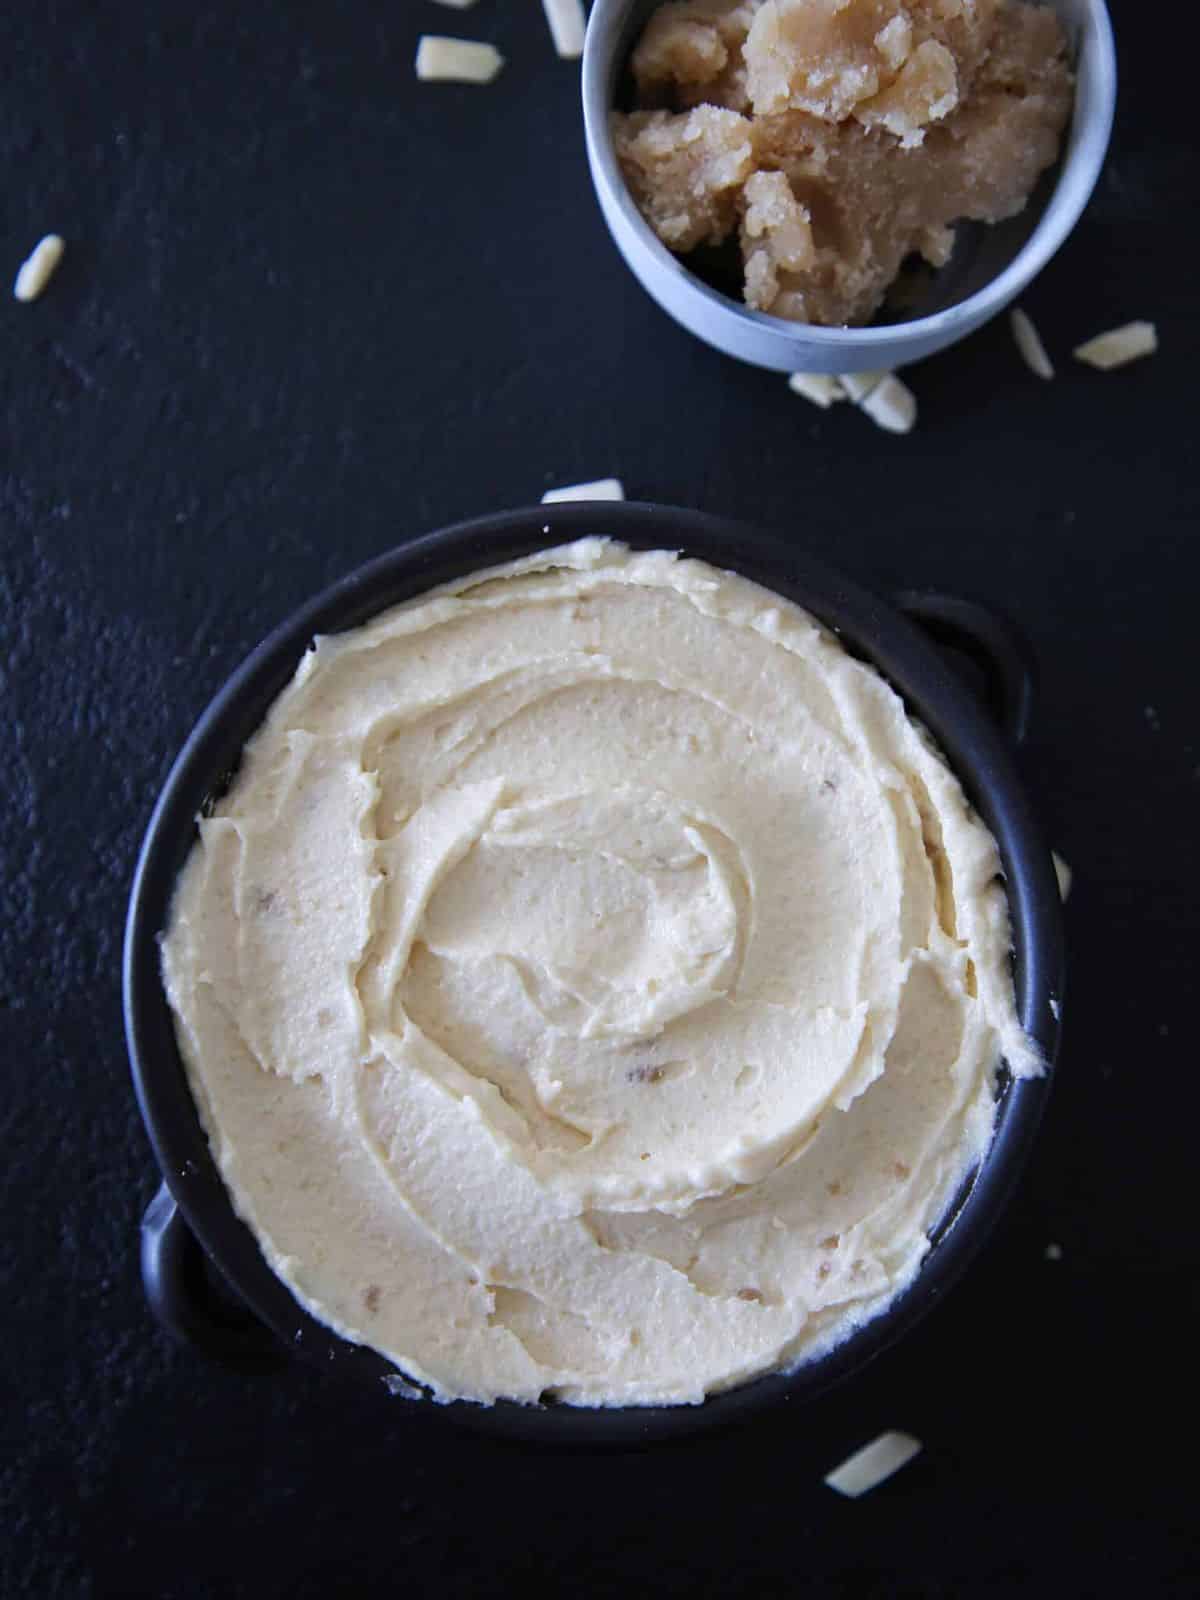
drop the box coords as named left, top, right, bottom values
left=602, top=0, right=1095, bottom=328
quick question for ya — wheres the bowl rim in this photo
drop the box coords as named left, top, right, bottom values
left=581, top=0, right=1118, bottom=353
left=124, top=503, right=1064, bottom=1444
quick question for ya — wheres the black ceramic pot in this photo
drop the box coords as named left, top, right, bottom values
left=124, top=503, right=1064, bottom=1444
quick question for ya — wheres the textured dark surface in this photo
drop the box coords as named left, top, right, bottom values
left=2, top=2, right=1196, bottom=1595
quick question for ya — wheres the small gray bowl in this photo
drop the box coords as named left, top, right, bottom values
left=582, top=0, right=1116, bottom=373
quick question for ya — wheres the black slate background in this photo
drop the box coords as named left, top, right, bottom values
left=2, top=2, right=1197, bottom=1595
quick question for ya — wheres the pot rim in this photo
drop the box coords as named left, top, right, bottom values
left=124, top=502, right=1064, bottom=1444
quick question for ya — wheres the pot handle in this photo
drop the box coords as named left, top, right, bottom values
left=141, top=1184, right=287, bottom=1372
left=893, top=591, right=1035, bottom=745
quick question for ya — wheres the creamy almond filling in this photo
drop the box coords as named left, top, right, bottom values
left=162, top=540, right=1036, bottom=1406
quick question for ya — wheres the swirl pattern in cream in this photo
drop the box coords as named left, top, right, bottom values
left=162, top=540, right=1037, bottom=1405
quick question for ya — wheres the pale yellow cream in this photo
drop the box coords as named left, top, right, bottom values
left=162, top=540, right=1037, bottom=1406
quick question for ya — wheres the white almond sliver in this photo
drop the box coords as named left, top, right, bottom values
left=1052, top=851, right=1073, bottom=901
left=13, top=234, right=65, bottom=302
left=838, top=370, right=888, bottom=403
left=1073, top=321, right=1157, bottom=371
left=415, top=36, right=505, bottom=84
left=430, top=0, right=480, bottom=9
left=542, top=0, right=587, bottom=60
left=824, top=1432, right=923, bottom=1498
left=1011, top=308, right=1054, bottom=380
left=787, top=372, right=846, bottom=409
left=542, top=478, right=625, bottom=504
left=859, top=374, right=917, bottom=434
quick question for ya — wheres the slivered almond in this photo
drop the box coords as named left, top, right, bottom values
left=1052, top=851, right=1072, bottom=901
left=13, top=234, right=65, bottom=302
left=542, top=0, right=587, bottom=60
left=1073, top=321, right=1157, bottom=371
left=792, top=369, right=917, bottom=432
left=787, top=372, right=846, bottom=409
left=858, top=374, right=917, bottom=434
left=838, top=370, right=888, bottom=403
left=542, top=478, right=625, bottom=503
left=415, top=36, right=505, bottom=84
left=1011, top=308, right=1054, bottom=380
left=824, top=1432, right=923, bottom=1497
